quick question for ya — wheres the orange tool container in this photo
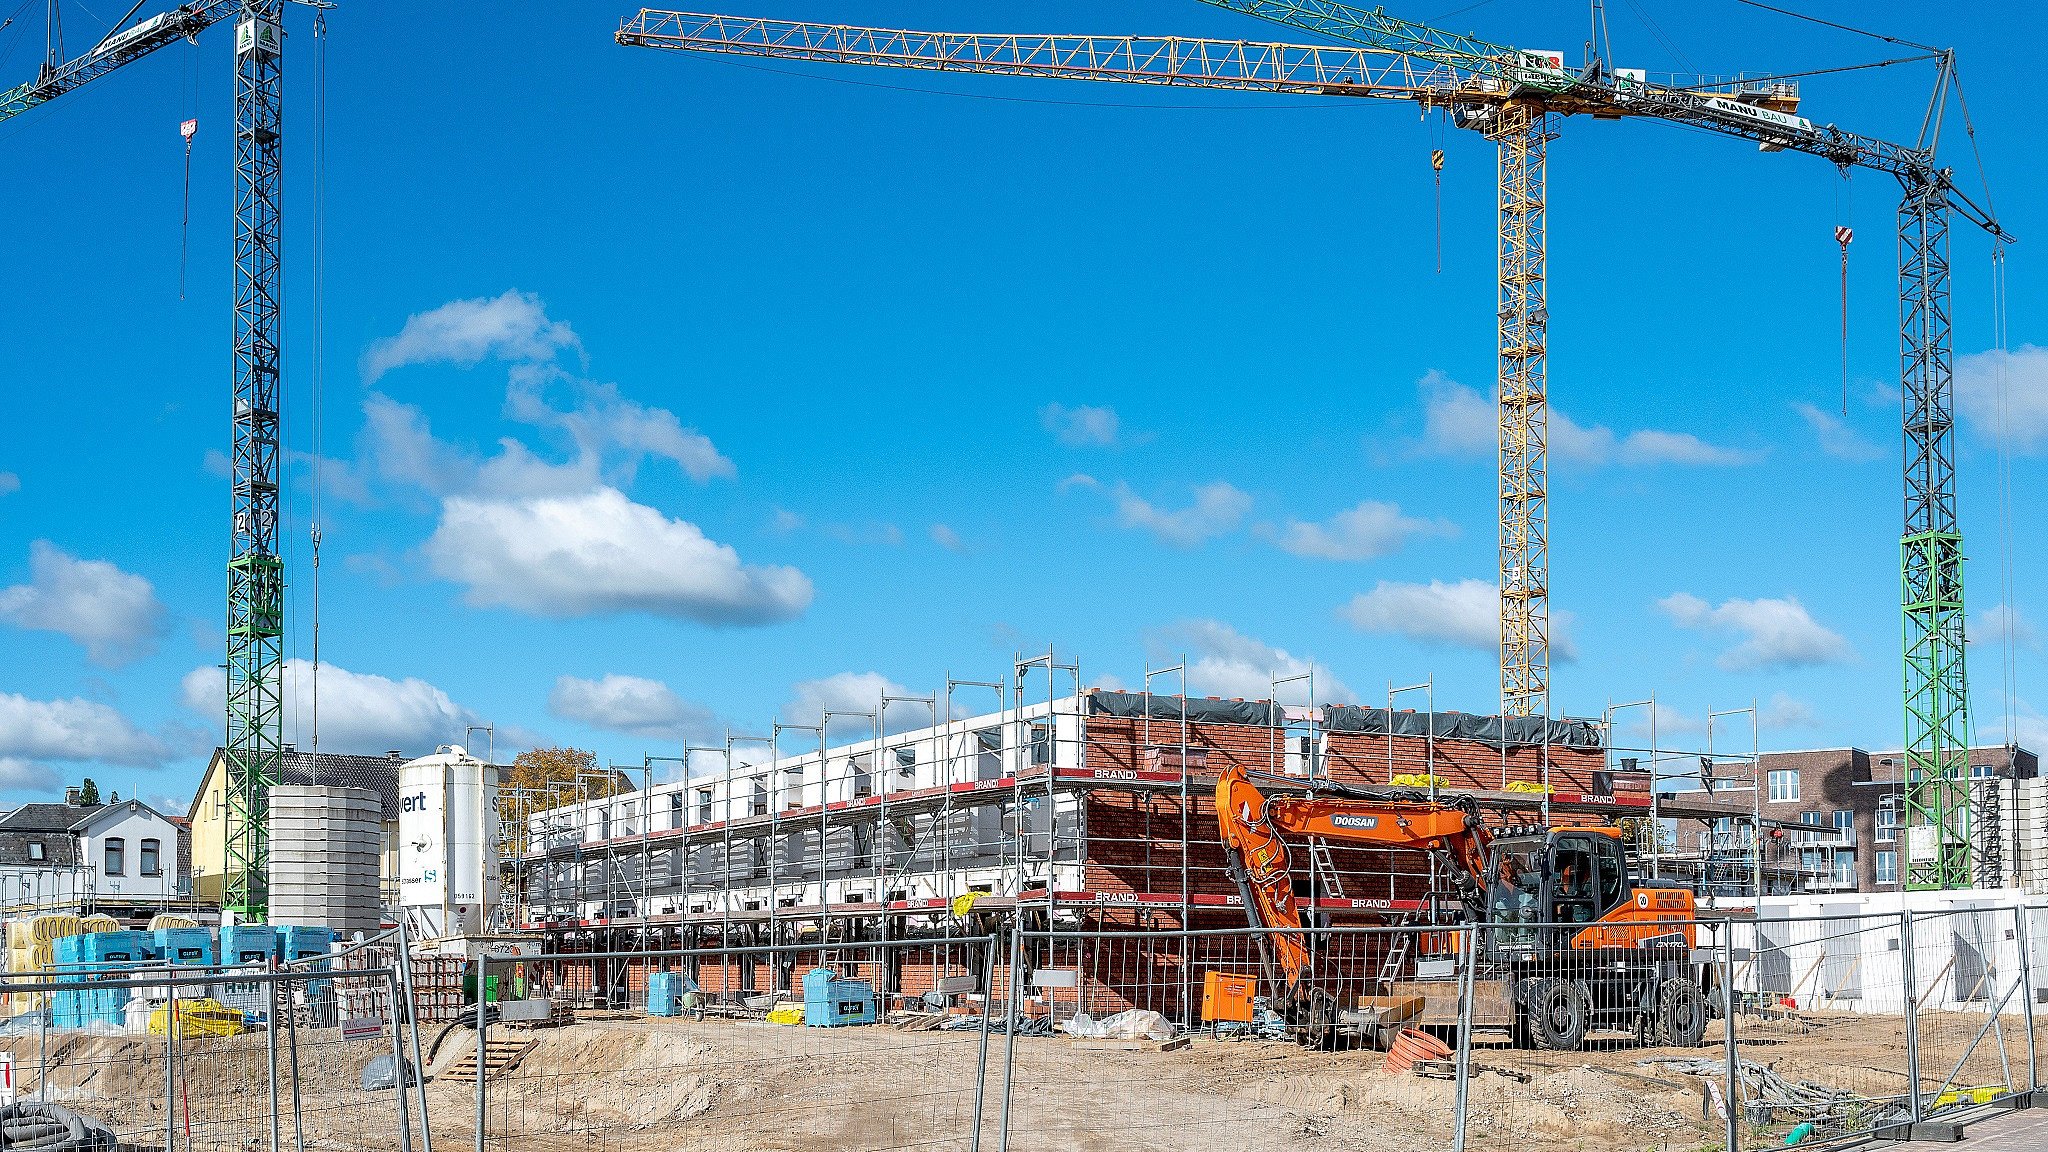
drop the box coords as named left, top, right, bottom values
left=1201, top=971, right=1257, bottom=1023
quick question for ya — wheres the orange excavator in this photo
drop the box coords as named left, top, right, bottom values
left=1215, top=764, right=1713, bottom=1050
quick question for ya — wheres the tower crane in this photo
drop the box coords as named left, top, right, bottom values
left=2, top=0, right=300, bottom=917
left=617, top=5, right=2009, bottom=890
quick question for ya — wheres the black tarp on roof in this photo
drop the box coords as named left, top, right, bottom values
left=1086, top=691, right=1601, bottom=752
left=1319, top=705, right=1602, bottom=751
left=1086, top=691, right=1282, bottom=727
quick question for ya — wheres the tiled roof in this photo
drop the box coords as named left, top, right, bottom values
left=193, top=748, right=409, bottom=822
left=0, top=802, right=108, bottom=833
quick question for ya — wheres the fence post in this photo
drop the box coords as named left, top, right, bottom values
left=164, top=979, right=178, bottom=1152
left=386, top=971, right=417, bottom=1152
left=474, top=958, right=489, bottom=1152
left=997, top=925, right=1022, bottom=1152
left=2016, top=905, right=2038, bottom=1095
left=971, top=936, right=995, bottom=1152
left=282, top=968, right=306, bottom=1152
left=1450, top=923, right=1476, bottom=1152
left=393, top=919, right=435, bottom=1152
left=266, top=978, right=283, bottom=1152
left=1720, top=919, right=1740, bottom=1152
left=1902, top=910, right=1922, bottom=1124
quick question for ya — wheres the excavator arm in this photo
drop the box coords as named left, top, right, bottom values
left=1215, top=764, right=1492, bottom=1004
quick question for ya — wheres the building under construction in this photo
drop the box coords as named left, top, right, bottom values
left=512, top=682, right=1673, bottom=1010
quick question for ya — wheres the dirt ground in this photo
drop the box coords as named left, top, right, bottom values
left=11, top=1008, right=2039, bottom=1152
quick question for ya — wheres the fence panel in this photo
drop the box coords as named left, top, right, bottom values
left=1, top=958, right=419, bottom=1152
left=465, top=937, right=996, bottom=1152
left=1904, top=907, right=2033, bottom=1121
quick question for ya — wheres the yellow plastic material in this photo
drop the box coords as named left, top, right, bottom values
left=147, top=914, right=200, bottom=931
left=765, top=1003, right=804, bottom=1026
left=1389, top=773, right=1445, bottom=789
left=149, top=999, right=247, bottom=1038
left=1503, top=781, right=1555, bottom=794
left=950, top=892, right=981, bottom=918
left=1933, top=1086, right=2006, bottom=1107
left=78, top=915, right=122, bottom=934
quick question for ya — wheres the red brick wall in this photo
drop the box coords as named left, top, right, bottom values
left=1078, top=713, right=1607, bottom=919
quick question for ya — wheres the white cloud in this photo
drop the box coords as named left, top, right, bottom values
left=1761, top=692, right=1818, bottom=729
left=783, top=672, right=932, bottom=736
left=1337, top=579, right=1579, bottom=662
left=181, top=659, right=485, bottom=758
left=930, top=524, right=965, bottom=552
left=1271, top=500, right=1455, bottom=561
left=0, top=692, right=168, bottom=767
left=361, top=290, right=581, bottom=383
left=1416, top=372, right=1759, bottom=466
left=1340, top=578, right=1498, bottom=651
left=423, top=487, right=812, bottom=625
left=1151, top=619, right=1353, bottom=704
left=1057, top=473, right=1099, bottom=493
left=1793, top=401, right=1882, bottom=461
left=1955, top=344, right=2048, bottom=451
left=1657, top=592, right=1855, bottom=672
left=1040, top=403, right=1122, bottom=447
left=0, top=472, right=20, bottom=496
left=548, top=674, right=719, bottom=743
left=0, top=758, right=60, bottom=793
left=505, top=368, right=734, bottom=484
left=0, top=541, right=168, bottom=666
left=1111, top=481, right=1251, bottom=547
left=1971, top=603, right=2039, bottom=650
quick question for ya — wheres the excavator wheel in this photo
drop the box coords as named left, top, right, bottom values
left=1653, top=978, right=1708, bottom=1048
left=1519, top=977, right=1587, bottom=1052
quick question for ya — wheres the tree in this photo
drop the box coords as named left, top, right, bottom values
left=500, top=747, right=623, bottom=854
left=78, top=778, right=99, bottom=805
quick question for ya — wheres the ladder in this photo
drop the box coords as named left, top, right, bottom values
left=1305, top=838, right=1347, bottom=899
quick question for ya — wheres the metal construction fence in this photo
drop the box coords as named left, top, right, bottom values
left=0, top=946, right=420, bottom=1152
left=0, top=908, right=2042, bottom=1150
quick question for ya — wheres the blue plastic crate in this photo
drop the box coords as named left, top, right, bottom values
left=801, top=967, right=875, bottom=1027
left=153, top=927, right=214, bottom=967
left=219, top=924, right=277, bottom=967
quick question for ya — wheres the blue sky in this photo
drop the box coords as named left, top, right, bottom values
left=0, top=0, right=2042, bottom=812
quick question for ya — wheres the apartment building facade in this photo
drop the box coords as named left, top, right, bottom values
left=1678, top=744, right=2039, bottom=895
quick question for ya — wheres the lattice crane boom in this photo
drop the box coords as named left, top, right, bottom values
left=617, top=13, right=1464, bottom=99
left=0, top=1, right=237, bottom=123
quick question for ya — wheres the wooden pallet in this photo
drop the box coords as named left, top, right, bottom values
left=435, top=1038, right=538, bottom=1082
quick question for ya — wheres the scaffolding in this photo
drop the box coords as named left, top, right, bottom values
left=507, top=658, right=1761, bottom=1010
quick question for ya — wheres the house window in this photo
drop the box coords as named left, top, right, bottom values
left=1875, top=850, right=1898, bottom=884
left=1832, top=854, right=1854, bottom=886
left=105, top=838, right=125, bottom=877
left=696, top=788, right=714, bottom=824
left=140, top=839, right=161, bottom=877
left=1972, top=760, right=1996, bottom=779
left=1799, top=811, right=1822, bottom=841
left=26, top=841, right=43, bottom=862
left=1767, top=770, right=1800, bottom=803
left=1876, top=806, right=1899, bottom=843
left=670, top=793, right=686, bottom=831
left=1832, top=810, right=1853, bottom=839
left=893, top=746, right=915, bottom=775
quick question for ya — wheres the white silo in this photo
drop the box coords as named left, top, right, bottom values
left=396, top=746, right=500, bottom=939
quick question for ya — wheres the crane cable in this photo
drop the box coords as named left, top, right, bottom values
left=1992, top=240, right=2014, bottom=749
left=1834, top=171, right=1852, bottom=415
left=309, top=5, right=327, bottom=777
left=1430, top=109, right=1446, bottom=274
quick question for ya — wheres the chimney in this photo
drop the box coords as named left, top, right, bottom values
left=387, top=750, right=404, bottom=761
left=64, top=786, right=82, bottom=806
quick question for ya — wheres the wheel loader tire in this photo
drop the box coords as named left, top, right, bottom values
left=1654, top=978, right=1708, bottom=1048
left=1525, top=977, right=1587, bottom=1052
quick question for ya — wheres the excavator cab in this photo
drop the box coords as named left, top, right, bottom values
left=1480, top=826, right=1695, bottom=958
